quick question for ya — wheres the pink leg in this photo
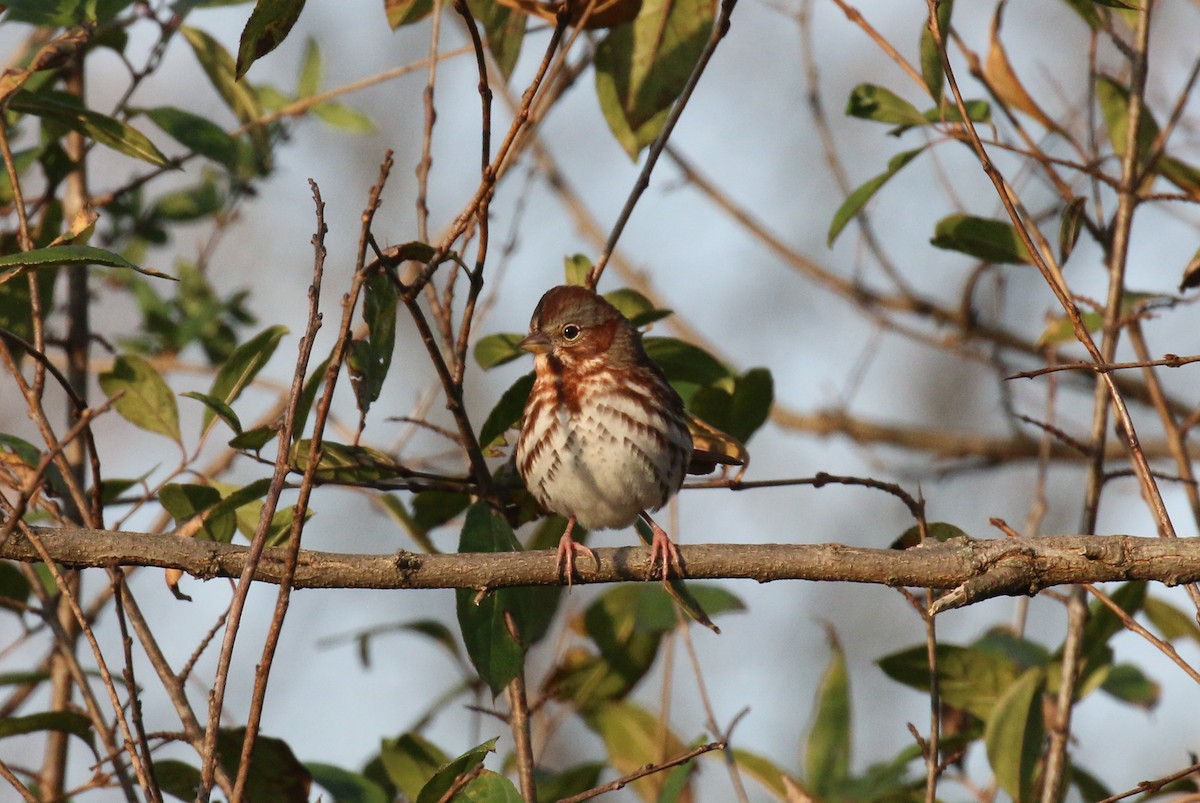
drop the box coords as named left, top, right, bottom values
left=555, top=517, right=599, bottom=586
left=642, top=512, right=683, bottom=581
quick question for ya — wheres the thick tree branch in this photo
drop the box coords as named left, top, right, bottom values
left=6, top=528, right=1199, bottom=609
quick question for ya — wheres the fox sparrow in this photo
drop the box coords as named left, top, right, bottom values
left=516, top=285, right=693, bottom=583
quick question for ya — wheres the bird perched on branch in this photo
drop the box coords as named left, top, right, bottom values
left=516, top=285, right=744, bottom=584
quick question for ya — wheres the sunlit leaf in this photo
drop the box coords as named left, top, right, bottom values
left=385, top=0, right=434, bottom=28
left=414, top=738, right=498, bottom=803
left=475, top=332, right=527, bottom=370
left=469, top=0, right=526, bottom=81
left=564, top=253, right=592, bottom=286
left=10, top=89, right=172, bottom=168
left=585, top=701, right=688, bottom=800
left=0, top=244, right=171, bottom=283
left=293, top=440, right=406, bottom=482
left=594, top=0, right=714, bottom=158
left=984, top=667, right=1045, bottom=803
left=984, top=2, right=1062, bottom=133
left=806, top=630, right=851, bottom=795
left=380, top=733, right=449, bottom=801
left=312, top=101, right=375, bottom=132
left=99, top=354, right=181, bottom=443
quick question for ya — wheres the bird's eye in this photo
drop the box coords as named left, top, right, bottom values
left=561, top=324, right=581, bottom=341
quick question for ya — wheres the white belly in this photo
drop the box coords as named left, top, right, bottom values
left=519, top=390, right=689, bottom=531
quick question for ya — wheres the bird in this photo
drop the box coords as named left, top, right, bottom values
left=515, top=285, right=703, bottom=584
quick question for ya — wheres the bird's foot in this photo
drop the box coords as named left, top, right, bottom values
left=645, top=516, right=684, bottom=582
left=556, top=523, right=599, bottom=587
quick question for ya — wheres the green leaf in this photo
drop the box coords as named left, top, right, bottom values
left=564, top=253, right=592, bottom=286
left=726, top=367, right=773, bottom=442
left=181, top=25, right=271, bottom=165
left=806, top=630, right=851, bottom=795
left=1059, top=196, right=1087, bottom=263
left=380, top=733, right=450, bottom=801
left=1071, top=763, right=1113, bottom=801
left=10, top=89, right=172, bottom=168
left=0, top=562, right=31, bottom=604
left=536, top=763, right=605, bottom=802
left=297, top=37, right=322, bottom=97
left=385, top=0, right=434, bottom=27
left=455, top=504, right=527, bottom=695
left=412, top=491, right=471, bottom=534
left=479, top=372, right=534, bottom=451
left=230, top=425, right=279, bottom=452
left=414, top=738, right=498, bottom=803
left=732, top=749, right=805, bottom=799
left=203, top=324, right=287, bottom=431
left=878, top=643, right=1021, bottom=719
left=845, top=83, right=928, bottom=127
left=919, top=0, right=952, bottom=101
left=99, top=354, right=181, bottom=442
left=312, top=101, right=375, bottom=133
left=307, top=762, right=390, bottom=803
left=984, top=667, right=1045, bottom=803
left=828, top=148, right=923, bottom=246
left=643, top=337, right=730, bottom=393
left=1037, top=309, right=1102, bottom=347
left=591, top=583, right=744, bottom=637
left=1100, top=663, right=1160, bottom=709
left=468, top=0, right=526, bottom=81
left=892, top=521, right=970, bottom=549
left=348, top=271, right=397, bottom=419
left=292, top=440, right=406, bottom=482
left=474, top=332, right=526, bottom=369
left=150, top=179, right=224, bottom=222
left=930, top=213, right=1033, bottom=264
left=603, top=288, right=672, bottom=328
left=593, top=0, right=713, bottom=158
left=585, top=701, right=689, bottom=798
left=236, top=0, right=307, bottom=78
left=139, top=106, right=240, bottom=169
left=0, top=711, right=94, bottom=748
left=1143, top=596, right=1200, bottom=643
left=1096, top=75, right=1200, bottom=196
left=160, top=483, right=235, bottom=542
left=181, top=391, right=243, bottom=435
left=217, top=729, right=310, bottom=803
left=0, top=244, right=172, bottom=282
left=153, top=759, right=203, bottom=801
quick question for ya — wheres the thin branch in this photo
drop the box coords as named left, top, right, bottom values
left=557, top=742, right=726, bottom=803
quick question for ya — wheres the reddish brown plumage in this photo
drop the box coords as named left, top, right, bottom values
left=515, top=286, right=692, bottom=582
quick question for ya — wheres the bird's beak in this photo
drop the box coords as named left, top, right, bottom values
left=518, top=331, right=552, bottom=355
